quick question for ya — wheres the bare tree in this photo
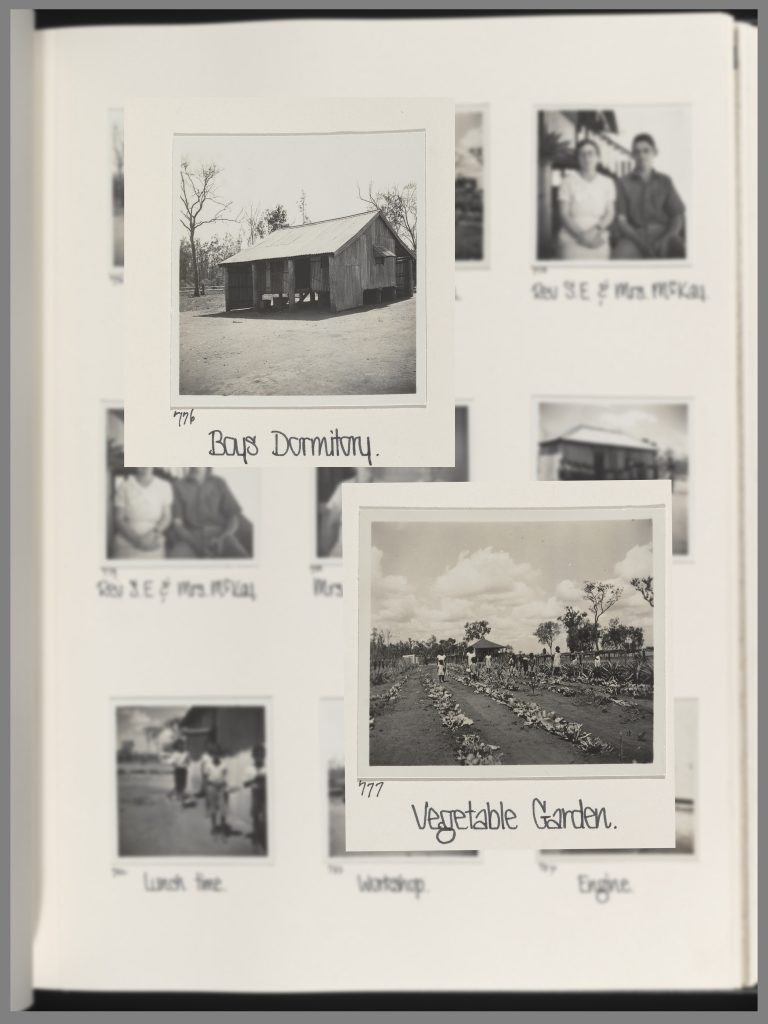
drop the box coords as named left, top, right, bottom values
left=297, top=189, right=311, bottom=225
left=582, top=581, right=623, bottom=650
left=629, top=575, right=654, bottom=607
left=179, top=160, right=237, bottom=297
left=240, top=203, right=266, bottom=247
left=357, top=181, right=417, bottom=252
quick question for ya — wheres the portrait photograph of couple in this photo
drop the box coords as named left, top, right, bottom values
left=537, top=106, right=690, bottom=262
left=105, top=408, right=257, bottom=562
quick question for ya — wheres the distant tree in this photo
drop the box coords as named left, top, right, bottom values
left=583, top=581, right=623, bottom=650
left=179, top=160, right=238, bottom=297
left=534, top=621, right=561, bottom=654
left=464, top=620, right=491, bottom=643
left=297, top=189, right=311, bottom=225
left=558, top=606, right=597, bottom=653
left=117, top=739, right=135, bottom=762
left=111, top=119, right=124, bottom=212
left=603, top=618, right=645, bottom=652
left=264, top=204, right=289, bottom=234
left=630, top=575, right=654, bottom=607
left=357, top=181, right=417, bottom=252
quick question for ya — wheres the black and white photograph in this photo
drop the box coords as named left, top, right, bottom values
left=536, top=400, right=690, bottom=556
left=316, top=405, right=469, bottom=560
left=320, top=699, right=475, bottom=860
left=116, top=703, right=269, bottom=858
left=536, top=107, right=691, bottom=262
left=544, top=699, right=697, bottom=857
left=363, top=509, right=663, bottom=777
left=455, top=108, right=486, bottom=263
left=109, top=109, right=124, bottom=275
left=106, top=408, right=257, bottom=561
left=174, top=131, right=422, bottom=402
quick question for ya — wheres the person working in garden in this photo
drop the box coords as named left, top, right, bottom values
left=437, top=653, right=446, bottom=681
left=552, top=646, right=562, bottom=677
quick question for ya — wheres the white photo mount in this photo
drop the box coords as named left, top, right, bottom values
left=343, top=481, right=675, bottom=851
left=124, top=97, right=455, bottom=469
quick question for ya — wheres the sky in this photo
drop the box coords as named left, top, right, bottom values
left=370, top=518, right=654, bottom=649
left=539, top=401, right=688, bottom=457
left=116, top=705, right=187, bottom=753
left=175, top=131, right=423, bottom=244
left=455, top=110, right=483, bottom=185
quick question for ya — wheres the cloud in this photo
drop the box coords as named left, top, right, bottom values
left=371, top=545, right=409, bottom=597
left=372, top=541, right=657, bottom=648
left=615, top=542, right=653, bottom=580
left=433, top=547, right=539, bottom=600
left=555, top=578, right=583, bottom=604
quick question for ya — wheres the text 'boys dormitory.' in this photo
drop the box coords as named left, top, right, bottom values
left=219, top=211, right=415, bottom=314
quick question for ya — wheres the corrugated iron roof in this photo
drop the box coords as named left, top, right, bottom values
left=543, top=425, right=658, bottom=452
left=220, top=211, right=379, bottom=264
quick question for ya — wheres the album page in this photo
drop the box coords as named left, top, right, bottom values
left=30, top=12, right=753, bottom=995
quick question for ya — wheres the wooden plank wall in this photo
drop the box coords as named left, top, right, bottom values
left=362, top=217, right=398, bottom=290
left=329, top=236, right=364, bottom=311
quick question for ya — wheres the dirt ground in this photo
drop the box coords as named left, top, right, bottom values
left=117, top=770, right=264, bottom=857
left=369, top=671, right=461, bottom=766
left=178, top=290, right=417, bottom=397
left=370, top=666, right=653, bottom=767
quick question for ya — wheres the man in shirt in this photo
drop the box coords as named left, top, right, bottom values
left=243, top=744, right=268, bottom=853
left=613, top=133, right=686, bottom=259
left=169, top=468, right=248, bottom=558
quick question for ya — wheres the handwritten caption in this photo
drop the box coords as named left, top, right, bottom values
left=96, top=569, right=256, bottom=602
left=139, top=871, right=225, bottom=893
left=356, top=874, right=426, bottom=899
left=312, top=577, right=343, bottom=598
left=410, top=798, right=616, bottom=846
left=531, top=279, right=707, bottom=305
left=577, top=873, right=632, bottom=904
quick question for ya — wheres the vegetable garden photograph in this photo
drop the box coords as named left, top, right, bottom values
left=365, top=513, right=662, bottom=776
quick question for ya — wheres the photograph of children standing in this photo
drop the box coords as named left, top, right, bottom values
left=116, top=703, right=269, bottom=857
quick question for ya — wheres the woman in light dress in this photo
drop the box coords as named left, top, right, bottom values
left=556, top=138, right=616, bottom=261
left=112, top=468, right=173, bottom=559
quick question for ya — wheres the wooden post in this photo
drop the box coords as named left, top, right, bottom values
left=328, top=255, right=337, bottom=312
left=286, top=258, right=295, bottom=310
left=223, top=266, right=231, bottom=312
left=251, top=263, right=258, bottom=309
